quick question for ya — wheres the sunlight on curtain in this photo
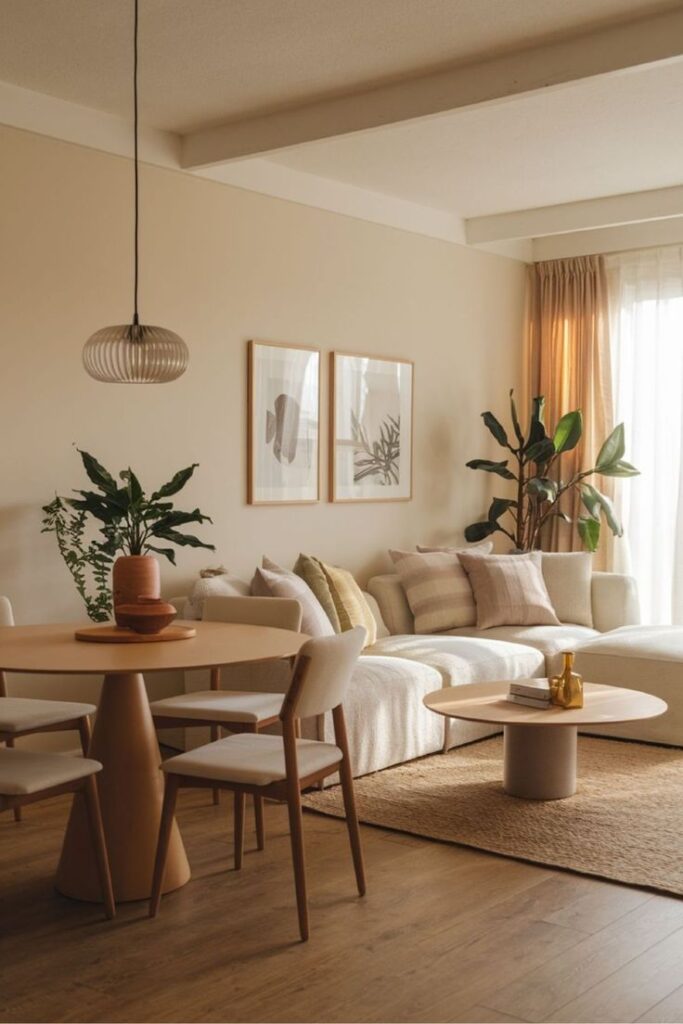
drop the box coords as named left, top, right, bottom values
left=606, top=246, right=683, bottom=624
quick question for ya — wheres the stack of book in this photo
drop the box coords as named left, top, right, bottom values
left=507, top=679, right=552, bottom=709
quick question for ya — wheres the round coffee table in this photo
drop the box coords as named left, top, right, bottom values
left=0, top=620, right=307, bottom=901
left=424, top=680, right=667, bottom=800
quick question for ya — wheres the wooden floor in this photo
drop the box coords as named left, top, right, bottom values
left=2, top=790, right=683, bottom=1024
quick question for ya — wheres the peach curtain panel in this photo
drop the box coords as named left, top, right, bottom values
left=525, top=255, right=614, bottom=569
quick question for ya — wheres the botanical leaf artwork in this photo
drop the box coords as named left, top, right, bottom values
left=265, top=393, right=301, bottom=464
left=352, top=411, right=401, bottom=485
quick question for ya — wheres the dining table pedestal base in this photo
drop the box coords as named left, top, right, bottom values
left=56, top=671, right=190, bottom=903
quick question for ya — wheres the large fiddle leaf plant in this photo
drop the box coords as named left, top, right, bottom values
left=42, top=449, right=215, bottom=620
left=464, top=392, right=639, bottom=553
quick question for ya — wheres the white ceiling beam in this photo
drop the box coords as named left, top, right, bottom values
left=532, top=216, right=683, bottom=261
left=466, top=185, right=683, bottom=244
left=181, top=7, right=683, bottom=169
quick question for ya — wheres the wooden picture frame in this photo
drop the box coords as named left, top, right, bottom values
left=329, top=351, right=413, bottom=503
left=247, top=340, right=321, bottom=505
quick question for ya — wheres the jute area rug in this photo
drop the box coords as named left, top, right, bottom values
left=302, top=736, right=683, bottom=897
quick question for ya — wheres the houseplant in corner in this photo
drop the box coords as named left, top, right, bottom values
left=464, top=392, right=639, bottom=552
left=42, top=449, right=215, bottom=623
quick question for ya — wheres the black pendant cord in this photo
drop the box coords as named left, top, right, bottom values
left=132, top=0, right=140, bottom=330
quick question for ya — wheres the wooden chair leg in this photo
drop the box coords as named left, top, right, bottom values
left=149, top=775, right=179, bottom=918
left=234, top=791, right=245, bottom=870
left=82, top=775, right=115, bottom=920
left=338, top=756, right=366, bottom=896
left=333, top=706, right=366, bottom=896
left=254, top=796, right=265, bottom=851
left=78, top=715, right=92, bottom=756
left=6, top=737, right=21, bottom=822
left=285, top=786, right=309, bottom=941
left=211, top=724, right=221, bottom=805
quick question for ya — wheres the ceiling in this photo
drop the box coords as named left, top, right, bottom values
left=1, top=0, right=683, bottom=259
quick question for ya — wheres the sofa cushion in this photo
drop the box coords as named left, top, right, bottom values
left=294, top=553, right=341, bottom=633
left=446, top=623, right=599, bottom=675
left=389, top=548, right=483, bottom=633
left=367, top=634, right=545, bottom=687
left=252, top=559, right=334, bottom=637
left=459, top=551, right=560, bottom=629
left=542, top=552, right=594, bottom=628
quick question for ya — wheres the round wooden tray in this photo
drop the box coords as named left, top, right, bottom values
left=75, top=624, right=197, bottom=644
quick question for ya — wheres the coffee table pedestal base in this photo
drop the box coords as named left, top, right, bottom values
left=503, top=724, right=577, bottom=800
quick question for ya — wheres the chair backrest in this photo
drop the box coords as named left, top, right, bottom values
left=282, top=626, right=366, bottom=721
left=202, top=595, right=302, bottom=632
left=0, top=596, right=14, bottom=628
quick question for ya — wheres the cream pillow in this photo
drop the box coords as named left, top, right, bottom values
left=458, top=551, right=560, bottom=629
left=251, top=558, right=334, bottom=637
left=541, top=552, right=593, bottom=628
left=315, top=559, right=377, bottom=648
left=390, top=546, right=490, bottom=633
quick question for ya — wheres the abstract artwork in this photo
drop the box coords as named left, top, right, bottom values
left=330, top=352, right=413, bottom=502
left=248, top=340, right=320, bottom=504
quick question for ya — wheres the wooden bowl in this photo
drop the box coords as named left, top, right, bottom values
left=115, top=597, right=177, bottom=635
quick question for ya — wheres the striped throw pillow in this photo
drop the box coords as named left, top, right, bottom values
left=315, top=559, right=377, bottom=648
left=458, top=551, right=560, bottom=629
left=389, top=547, right=488, bottom=632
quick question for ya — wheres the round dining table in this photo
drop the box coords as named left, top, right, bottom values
left=0, top=620, right=307, bottom=902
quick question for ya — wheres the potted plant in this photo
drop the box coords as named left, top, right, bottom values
left=43, top=450, right=215, bottom=622
left=464, top=392, right=639, bottom=552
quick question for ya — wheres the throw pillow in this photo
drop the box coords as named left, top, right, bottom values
left=293, top=553, right=341, bottom=632
left=315, top=559, right=377, bottom=647
left=186, top=572, right=251, bottom=620
left=458, top=551, right=560, bottom=629
left=541, top=552, right=594, bottom=628
left=389, top=547, right=487, bottom=632
left=251, top=558, right=334, bottom=637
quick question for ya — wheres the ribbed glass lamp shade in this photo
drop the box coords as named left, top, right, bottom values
left=82, top=323, right=189, bottom=383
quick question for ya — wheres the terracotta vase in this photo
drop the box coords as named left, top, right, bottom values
left=116, top=597, right=177, bottom=635
left=112, top=555, right=161, bottom=626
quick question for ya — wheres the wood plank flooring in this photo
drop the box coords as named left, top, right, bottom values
left=2, top=790, right=682, bottom=1023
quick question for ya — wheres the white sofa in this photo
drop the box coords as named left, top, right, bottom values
left=170, top=564, right=641, bottom=779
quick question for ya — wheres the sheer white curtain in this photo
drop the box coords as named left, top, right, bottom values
left=606, top=246, right=683, bottom=624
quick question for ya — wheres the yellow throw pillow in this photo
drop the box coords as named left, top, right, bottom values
left=315, top=559, right=377, bottom=647
left=294, top=553, right=341, bottom=633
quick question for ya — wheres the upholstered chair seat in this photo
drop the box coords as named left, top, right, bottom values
left=0, top=698, right=96, bottom=734
left=0, top=746, right=102, bottom=795
left=149, top=690, right=283, bottom=725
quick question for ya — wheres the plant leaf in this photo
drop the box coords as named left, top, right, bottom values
left=553, top=410, right=583, bottom=454
left=582, top=484, right=623, bottom=537
left=481, top=411, right=509, bottom=448
left=595, top=423, right=625, bottom=470
left=599, top=459, right=640, bottom=478
left=578, top=516, right=601, bottom=552
left=120, top=468, right=143, bottom=506
left=525, top=439, right=556, bottom=465
left=77, top=449, right=118, bottom=494
left=145, top=544, right=177, bottom=565
left=466, top=459, right=516, bottom=480
left=464, top=521, right=499, bottom=542
left=525, top=396, right=547, bottom=448
left=526, top=477, right=558, bottom=502
left=151, top=464, right=199, bottom=501
left=489, top=497, right=516, bottom=521
left=153, top=528, right=216, bottom=550
left=509, top=389, right=524, bottom=446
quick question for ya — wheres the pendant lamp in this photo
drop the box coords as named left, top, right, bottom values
left=83, top=0, right=189, bottom=383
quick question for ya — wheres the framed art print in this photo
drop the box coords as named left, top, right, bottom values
left=330, top=352, right=413, bottom=502
left=247, top=340, right=320, bottom=504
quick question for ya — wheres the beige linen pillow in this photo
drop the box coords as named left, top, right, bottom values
left=251, top=558, right=334, bottom=637
left=541, top=552, right=593, bottom=628
left=293, top=553, right=341, bottom=632
left=458, top=551, right=560, bottom=629
left=389, top=546, right=490, bottom=632
left=315, top=559, right=377, bottom=647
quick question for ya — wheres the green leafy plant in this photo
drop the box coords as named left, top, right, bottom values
left=464, top=392, right=639, bottom=553
left=42, top=450, right=215, bottom=620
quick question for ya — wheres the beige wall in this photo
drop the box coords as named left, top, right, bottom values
left=0, top=125, right=525, bottom=718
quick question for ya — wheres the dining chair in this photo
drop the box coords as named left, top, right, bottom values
left=0, top=746, right=115, bottom=919
left=0, top=596, right=97, bottom=822
left=149, top=626, right=367, bottom=941
left=149, top=595, right=303, bottom=850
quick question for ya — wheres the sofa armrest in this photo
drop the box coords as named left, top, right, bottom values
left=367, top=574, right=414, bottom=635
left=591, top=572, right=640, bottom=632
